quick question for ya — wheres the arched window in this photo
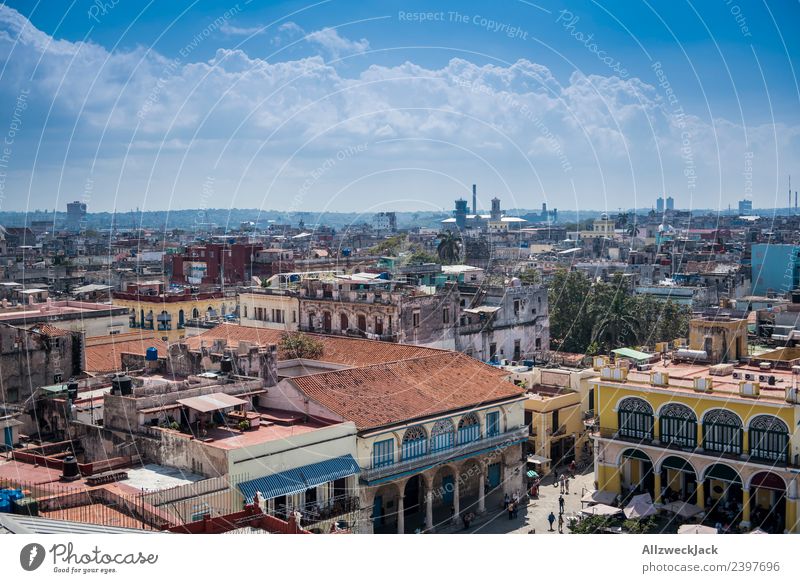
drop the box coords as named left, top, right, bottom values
left=402, top=425, right=428, bottom=460
left=243, top=305, right=247, bottom=319
left=749, top=415, right=789, bottom=463
left=192, top=307, right=199, bottom=319
left=618, top=397, right=653, bottom=441
left=659, top=403, right=697, bottom=449
left=340, top=313, right=348, bottom=331
left=702, top=409, right=742, bottom=455
left=458, top=412, right=481, bottom=443
left=430, top=419, right=455, bottom=452
left=178, top=309, right=185, bottom=329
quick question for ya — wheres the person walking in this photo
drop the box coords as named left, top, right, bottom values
left=558, top=513, right=564, bottom=533
left=560, top=474, right=566, bottom=494
left=553, top=472, right=560, bottom=488
left=507, top=501, right=515, bottom=520
left=569, top=459, right=576, bottom=478
left=558, top=495, right=565, bottom=514
left=565, top=477, right=570, bottom=494
left=547, top=511, right=556, bottom=531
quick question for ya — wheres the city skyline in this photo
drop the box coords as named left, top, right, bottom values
left=0, top=1, right=797, bottom=213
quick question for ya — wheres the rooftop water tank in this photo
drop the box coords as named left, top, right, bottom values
left=61, top=456, right=81, bottom=482
left=145, top=346, right=158, bottom=361
left=111, top=374, right=133, bottom=396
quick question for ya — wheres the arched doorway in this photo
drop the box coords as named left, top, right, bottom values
left=702, top=463, right=743, bottom=528
left=620, top=448, right=654, bottom=499
left=658, top=456, right=697, bottom=504
left=458, top=458, right=483, bottom=516
left=322, top=311, right=332, bottom=333
left=403, top=475, right=425, bottom=533
left=431, top=465, right=457, bottom=528
left=339, top=313, right=348, bottom=332
left=749, top=471, right=787, bottom=533
left=371, top=483, right=402, bottom=534
left=357, top=314, right=367, bottom=333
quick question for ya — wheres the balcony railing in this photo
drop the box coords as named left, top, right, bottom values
left=361, top=426, right=528, bottom=482
left=593, top=426, right=795, bottom=469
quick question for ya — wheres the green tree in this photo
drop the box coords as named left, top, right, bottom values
left=588, top=275, right=639, bottom=351
left=548, top=269, right=594, bottom=353
left=407, top=250, right=439, bottom=264
left=279, top=332, right=324, bottom=359
left=436, top=231, right=462, bottom=264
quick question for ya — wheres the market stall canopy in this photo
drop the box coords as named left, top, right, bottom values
left=660, top=501, right=704, bottom=519
left=611, top=347, right=654, bottom=362
left=581, top=490, right=617, bottom=506
left=176, top=392, right=247, bottom=413
left=678, top=524, right=718, bottom=534
left=624, top=493, right=657, bottom=519
left=580, top=504, right=622, bottom=517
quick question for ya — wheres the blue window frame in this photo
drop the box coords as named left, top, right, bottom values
left=486, top=411, right=500, bottom=437
left=402, top=426, right=428, bottom=459
left=458, top=413, right=481, bottom=444
left=372, top=439, right=394, bottom=468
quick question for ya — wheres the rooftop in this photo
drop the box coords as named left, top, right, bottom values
left=290, top=352, right=524, bottom=430
left=184, top=323, right=445, bottom=367
left=85, top=332, right=169, bottom=373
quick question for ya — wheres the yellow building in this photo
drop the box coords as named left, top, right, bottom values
left=508, top=367, right=595, bottom=473
left=112, top=290, right=235, bottom=343
left=238, top=288, right=299, bottom=331
left=592, top=352, right=800, bottom=533
left=579, top=213, right=616, bottom=240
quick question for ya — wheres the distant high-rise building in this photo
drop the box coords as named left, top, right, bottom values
left=454, top=198, right=468, bottom=230
left=666, top=196, right=675, bottom=211
left=472, top=184, right=477, bottom=215
left=372, top=211, right=397, bottom=232
left=490, top=197, right=501, bottom=221
left=656, top=197, right=664, bottom=213
left=66, top=200, right=87, bottom=232
left=738, top=199, right=753, bottom=216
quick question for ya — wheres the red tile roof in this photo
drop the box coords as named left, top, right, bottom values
left=183, top=323, right=445, bottom=367
left=30, top=323, right=73, bottom=337
left=85, top=332, right=169, bottom=373
left=289, top=352, right=524, bottom=430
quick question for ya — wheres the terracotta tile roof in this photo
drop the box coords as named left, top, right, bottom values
left=183, top=323, right=445, bottom=367
left=30, top=323, right=73, bottom=337
left=289, top=352, right=524, bottom=430
left=85, top=332, right=169, bottom=373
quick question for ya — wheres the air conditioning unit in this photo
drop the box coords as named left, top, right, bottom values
left=693, top=377, right=713, bottom=393
left=732, top=372, right=741, bottom=379
left=739, top=381, right=760, bottom=397
left=758, top=374, right=768, bottom=383
left=744, top=373, right=754, bottom=381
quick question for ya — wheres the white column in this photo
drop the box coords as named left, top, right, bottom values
left=425, top=489, right=434, bottom=531
left=478, top=467, right=486, bottom=513
left=452, top=476, right=460, bottom=522
left=397, top=496, right=405, bottom=534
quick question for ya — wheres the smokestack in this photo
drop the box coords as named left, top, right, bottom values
left=472, top=184, right=477, bottom=215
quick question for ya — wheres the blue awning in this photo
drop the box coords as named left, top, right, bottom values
left=237, top=455, right=359, bottom=501
left=300, top=455, right=360, bottom=489
left=238, top=468, right=306, bottom=501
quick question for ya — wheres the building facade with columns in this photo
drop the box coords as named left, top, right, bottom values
left=592, top=354, right=800, bottom=534
left=281, top=352, right=528, bottom=533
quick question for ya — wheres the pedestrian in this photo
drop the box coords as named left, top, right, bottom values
left=547, top=511, right=556, bottom=531
left=507, top=501, right=515, bottom=520
left=558, top=495, right=565, bottom=514
left=553, top=472, right=560, bottom=488
left=504, top=493, right=510, bottom=507
left=560, top=474, right=566, bottom=494
left=569, top=459, right=576, bottom=478
left=558, top=513, right=564, bottom=533
left=463, top=512, right=472, bottom=530
left=565, top=477, right=570, bottom=494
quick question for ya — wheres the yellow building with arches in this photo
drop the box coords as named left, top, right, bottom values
left=592, top=360, right=800, bottom=533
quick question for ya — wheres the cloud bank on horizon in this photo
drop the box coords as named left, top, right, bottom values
left=0, top=4, right=797, bottom=215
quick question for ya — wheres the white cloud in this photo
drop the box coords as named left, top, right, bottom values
left=219, top=22, right=265, bottom=37
left=0, top=5, right=796, bottom=213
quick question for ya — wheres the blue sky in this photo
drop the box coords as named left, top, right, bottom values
left=0, top=0, right=798, bottom=214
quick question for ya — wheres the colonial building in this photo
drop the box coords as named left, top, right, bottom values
left=593, top=330, right=800, bottom=533
left=113, top=288, right=235, bottom=343
left=238, top=287, right=300, bottom=331
left=297, top=275, right=460, bottom=350
left=269, top=351, right=528, bottom=533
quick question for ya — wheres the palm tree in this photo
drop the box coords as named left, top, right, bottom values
left=437, top=231, right=462, bottom=264
left=589, top=278, right=639, bottom=350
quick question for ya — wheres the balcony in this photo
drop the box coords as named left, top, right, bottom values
left=593, top=426, right=794, bottom=469
left=361, top=426, right=528, bottom=483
